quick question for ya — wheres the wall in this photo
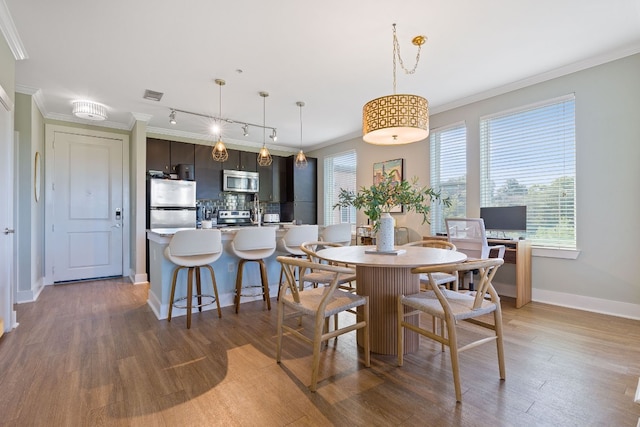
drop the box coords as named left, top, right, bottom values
left=130, top=119, right=147, bottom=284
left=310, top=53, right=640, bottom=319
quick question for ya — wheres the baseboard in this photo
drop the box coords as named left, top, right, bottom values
left=493, top=280, right=640, bottom=320
left=15, top=278, right=45, bottom=304
left=129, top=269, right=148, bottom=285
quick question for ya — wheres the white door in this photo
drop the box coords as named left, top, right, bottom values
left=52, top=131, right=124, bottom=282
left=0, top=87, right=16, bottom=333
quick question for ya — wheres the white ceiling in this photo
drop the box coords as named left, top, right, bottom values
left=4, top=0, right=640, bottom=152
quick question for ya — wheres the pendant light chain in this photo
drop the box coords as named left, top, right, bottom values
left=257, top=92, right=272, bottom=166
left=295, top=101, right=307, bottom=169
left=392, top=23, right=425, bottom=94
left=212, top=79, right=229, bottom=162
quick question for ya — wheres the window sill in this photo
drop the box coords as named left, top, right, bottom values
left=532, top=246, right=580, bottom=259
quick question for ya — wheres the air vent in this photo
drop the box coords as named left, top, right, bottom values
left=143, top=89, right=164, bottom=101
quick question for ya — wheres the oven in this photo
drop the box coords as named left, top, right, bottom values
left=223, top=169, right=259, bottom=193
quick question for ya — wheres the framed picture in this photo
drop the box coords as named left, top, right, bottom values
left=373, top=158, right=404, bottom=213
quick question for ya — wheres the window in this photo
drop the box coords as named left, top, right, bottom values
left=324, top=150, right=357, bottom=225
left=430, top=123, right=467, bottom=235
left=480, top=94, right=576, bottom=248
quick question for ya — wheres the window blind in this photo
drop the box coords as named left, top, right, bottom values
left=480, top=94, right=576, bottom=248
left=430, top=123, right=467, bottom=235
left=324, top=149, right=357, bottom=225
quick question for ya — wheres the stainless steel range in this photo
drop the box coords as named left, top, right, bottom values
left=217, top=210, right=252, bottom=227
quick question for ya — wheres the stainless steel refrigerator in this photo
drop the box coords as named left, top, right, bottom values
left=148, top=179, right=196, bottom=229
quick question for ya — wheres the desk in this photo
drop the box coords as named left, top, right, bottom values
left=315, top=245, right=467, bottom=355
left=426, top=236, right=532, bottom=308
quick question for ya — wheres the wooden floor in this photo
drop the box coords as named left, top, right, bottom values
left=0, top=278, right=639, bottom=426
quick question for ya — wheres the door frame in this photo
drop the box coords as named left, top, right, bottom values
left=44, top=124, right=130, bottom=285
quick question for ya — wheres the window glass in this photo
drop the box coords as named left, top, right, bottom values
left=324, top=150, right=357, bottom=226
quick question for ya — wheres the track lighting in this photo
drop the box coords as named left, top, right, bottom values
left=169, top=109, right=177, bottom=125
left=242, top=124, right=249, bottom=136
left=269, top=129, right=277, bottom=142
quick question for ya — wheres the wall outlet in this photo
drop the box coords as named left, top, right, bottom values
left=228, top=262, right=234, bottom=273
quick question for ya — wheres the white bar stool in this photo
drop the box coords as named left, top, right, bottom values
left=276, top=225, right=319, bottom=297
left=164, top=229, right=223, bottom=329
left=230, top=227, right=277, bottom=313
left=321, top=223, right=352, bottom=246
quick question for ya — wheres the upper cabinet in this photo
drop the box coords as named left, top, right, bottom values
left=223, top=149, right=257, bottom=172
left=170, top=141, right=195, bottom=173
left=146, top=138, right=171, bottom=173
left=194, top=144, right=222, bottom=199
left=259, top=155, right=284, bottom=202
left=285, top=156, right=317, bottom=202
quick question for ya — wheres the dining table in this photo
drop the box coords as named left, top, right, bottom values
left=315, top=244, right=467, bottom=355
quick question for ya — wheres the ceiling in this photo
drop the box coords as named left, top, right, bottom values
left=4, top=0, right=640, bottom=152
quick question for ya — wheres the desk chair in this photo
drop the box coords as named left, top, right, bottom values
left=164, top=229, right=223, bottom=329
left=445, top=218, right=505, bottom=290
left=276, top=255, right=370, bottom=392
left=398, top=257, right=505, bottom=402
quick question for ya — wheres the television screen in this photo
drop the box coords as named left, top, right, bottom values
left=480, top=206, right=527, bottom=231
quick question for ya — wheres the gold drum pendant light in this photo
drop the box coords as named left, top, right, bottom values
left=257, top=92, right=273, bottom=167
left=212, top=79, right=229, bottom=162
left=363, top=24, right=429, bottom=145
left=295, top=101, right=308, bottom=169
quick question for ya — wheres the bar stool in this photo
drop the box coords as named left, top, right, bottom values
left=321, top=223, right=352, bottom=246
left=230, top=226, right=277, bottom=313
left=276, top=225, right=319, bottom=297
left=164, top=229, right=223, bottom=329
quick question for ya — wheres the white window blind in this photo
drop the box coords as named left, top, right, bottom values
left=480, top=94, right=576, bottom=248
left=324, top=150, right=357, bottom=225
left=430, top=123, right=467, bottom=235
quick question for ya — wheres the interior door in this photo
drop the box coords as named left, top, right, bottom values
left=52, top=131, right=124, bottom=282
left=0, top=87, right=16, bottom=333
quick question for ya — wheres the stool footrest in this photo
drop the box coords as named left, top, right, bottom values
left=239, top=285, right=266, bottom=298
left=172, top=294, right=217, bottom=309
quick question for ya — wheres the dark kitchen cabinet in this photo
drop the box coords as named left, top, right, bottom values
left=223, top=149, right=257, bottom=172
left=170, top=141, right=195, bottom=173
left=194, top=144, right=222, bottom=199
left=285, top=156, right=316, bottom=202
left=258, top=155, right=284, bottom=202
left=146, top=138, right=170, bottom=173
left=280, top=201, right=316, bottom=225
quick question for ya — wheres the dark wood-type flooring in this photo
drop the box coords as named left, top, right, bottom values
left=0, top=278, right=639, bottom=426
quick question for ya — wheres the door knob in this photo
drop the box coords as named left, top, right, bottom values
left=3, top=228, right=15, bottom=235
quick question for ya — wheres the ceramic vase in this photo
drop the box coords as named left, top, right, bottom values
left=376, top=212, right=394, bottom=252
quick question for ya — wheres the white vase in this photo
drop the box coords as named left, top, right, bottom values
left=376, top=212, right=394, bottom=252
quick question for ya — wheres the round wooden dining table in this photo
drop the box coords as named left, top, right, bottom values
left=315, top=244, right=467, bottom=355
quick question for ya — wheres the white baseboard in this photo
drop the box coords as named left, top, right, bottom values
left=494, top=281, right=640, bottom=320
left=15, top=278, right=45, bottom=304
left=129, top=270, right=148, bottom=285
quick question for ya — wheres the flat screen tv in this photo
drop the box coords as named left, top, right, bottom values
left=480, top=206, right=527, bottom=231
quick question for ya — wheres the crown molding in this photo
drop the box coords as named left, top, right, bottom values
left=46, top=112, right=131, bottom=131
left=431, top=43, right=640, bottom=115
left=15, top=84, right=46, bottom=117
left=130, top=112, right=153, bottom=124
left=0, top=0, right=28, bottom=60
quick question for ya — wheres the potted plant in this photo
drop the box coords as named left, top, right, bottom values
left=333, top=170, right=450, bottom=252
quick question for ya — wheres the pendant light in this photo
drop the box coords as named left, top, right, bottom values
left=295, top=101, right=308, bottom=169
left=257, top=91, right=273, bottom=167
left=212, top=79, right=229, bottom=162
left=362, top=23, right=429, bottom=145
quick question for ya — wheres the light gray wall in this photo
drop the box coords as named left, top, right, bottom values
left=0, top=35, right=14, bottom=104
left=310, top=53, right=640, bottom=317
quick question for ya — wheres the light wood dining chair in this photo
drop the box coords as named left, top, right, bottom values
left=299, top=241, right=357, bottom=293
left=397, top=257, right=505, bottom=402
left=276, top=256, right=370, bottom=392
left=403, top=240, right=459, bottom=290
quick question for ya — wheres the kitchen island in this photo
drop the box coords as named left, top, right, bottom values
left=146, top=226, right=288, bottom=320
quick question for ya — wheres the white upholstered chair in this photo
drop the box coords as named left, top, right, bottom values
left=445, top=218, right=505, bottom=290
left=397, top=257, right=506, bottom=402
left=276, top=255, right=370, bottom=392
left=164, top=229, right=223, bottom=328
left=276, top=225, right=319, bottom=297
left=230, top=226, right=277, bottom=313
left=321, top=223, right=352, bottom=246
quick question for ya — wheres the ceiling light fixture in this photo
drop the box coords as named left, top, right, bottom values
left=295, top=101, right=308, bottom=169
left=257, top=92, right=273, bottom=167
left=362, top=23, right=429, bottom=145
left=169, top=109, right=177, bottom=125
left=212, top=79, right=229, bottom=162
left=72, top=100, right=107, bottom=121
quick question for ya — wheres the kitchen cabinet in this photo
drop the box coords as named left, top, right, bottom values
left=258, top=155, right=284, bottom=202
left=194, top=144, right=222, bottom=199
left=147, top=138, right=170, bottom=173
left=170, top=141, right=195, bottom=173
left=223, top=149, right=257, bottom=172
left=280, top=201, right=316, bottom=225
left=285, top=156, right=316, bottom=202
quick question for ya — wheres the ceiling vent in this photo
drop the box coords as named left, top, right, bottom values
left=143, top=89, right=164, bottom=101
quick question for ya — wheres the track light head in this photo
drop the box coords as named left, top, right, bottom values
left=169, top=110, right=177, bottom=125
left=269, top=129, right=277, bottom=142
left=242, top=124, right=249, bottom=136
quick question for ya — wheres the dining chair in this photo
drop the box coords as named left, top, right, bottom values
left=402, top=240, right=459, bottom=290
left=445, top=218, right=505, bottom=290
left=299, top=241, right=357, bottom=293
left=397, top=257, right=505, bottom=402
left=276, top=225, right=319, bottom=299
left=276, top=255, right=370, bottom=392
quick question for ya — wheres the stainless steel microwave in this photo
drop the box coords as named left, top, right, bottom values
left=223, top=169, right=259, bottom=193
